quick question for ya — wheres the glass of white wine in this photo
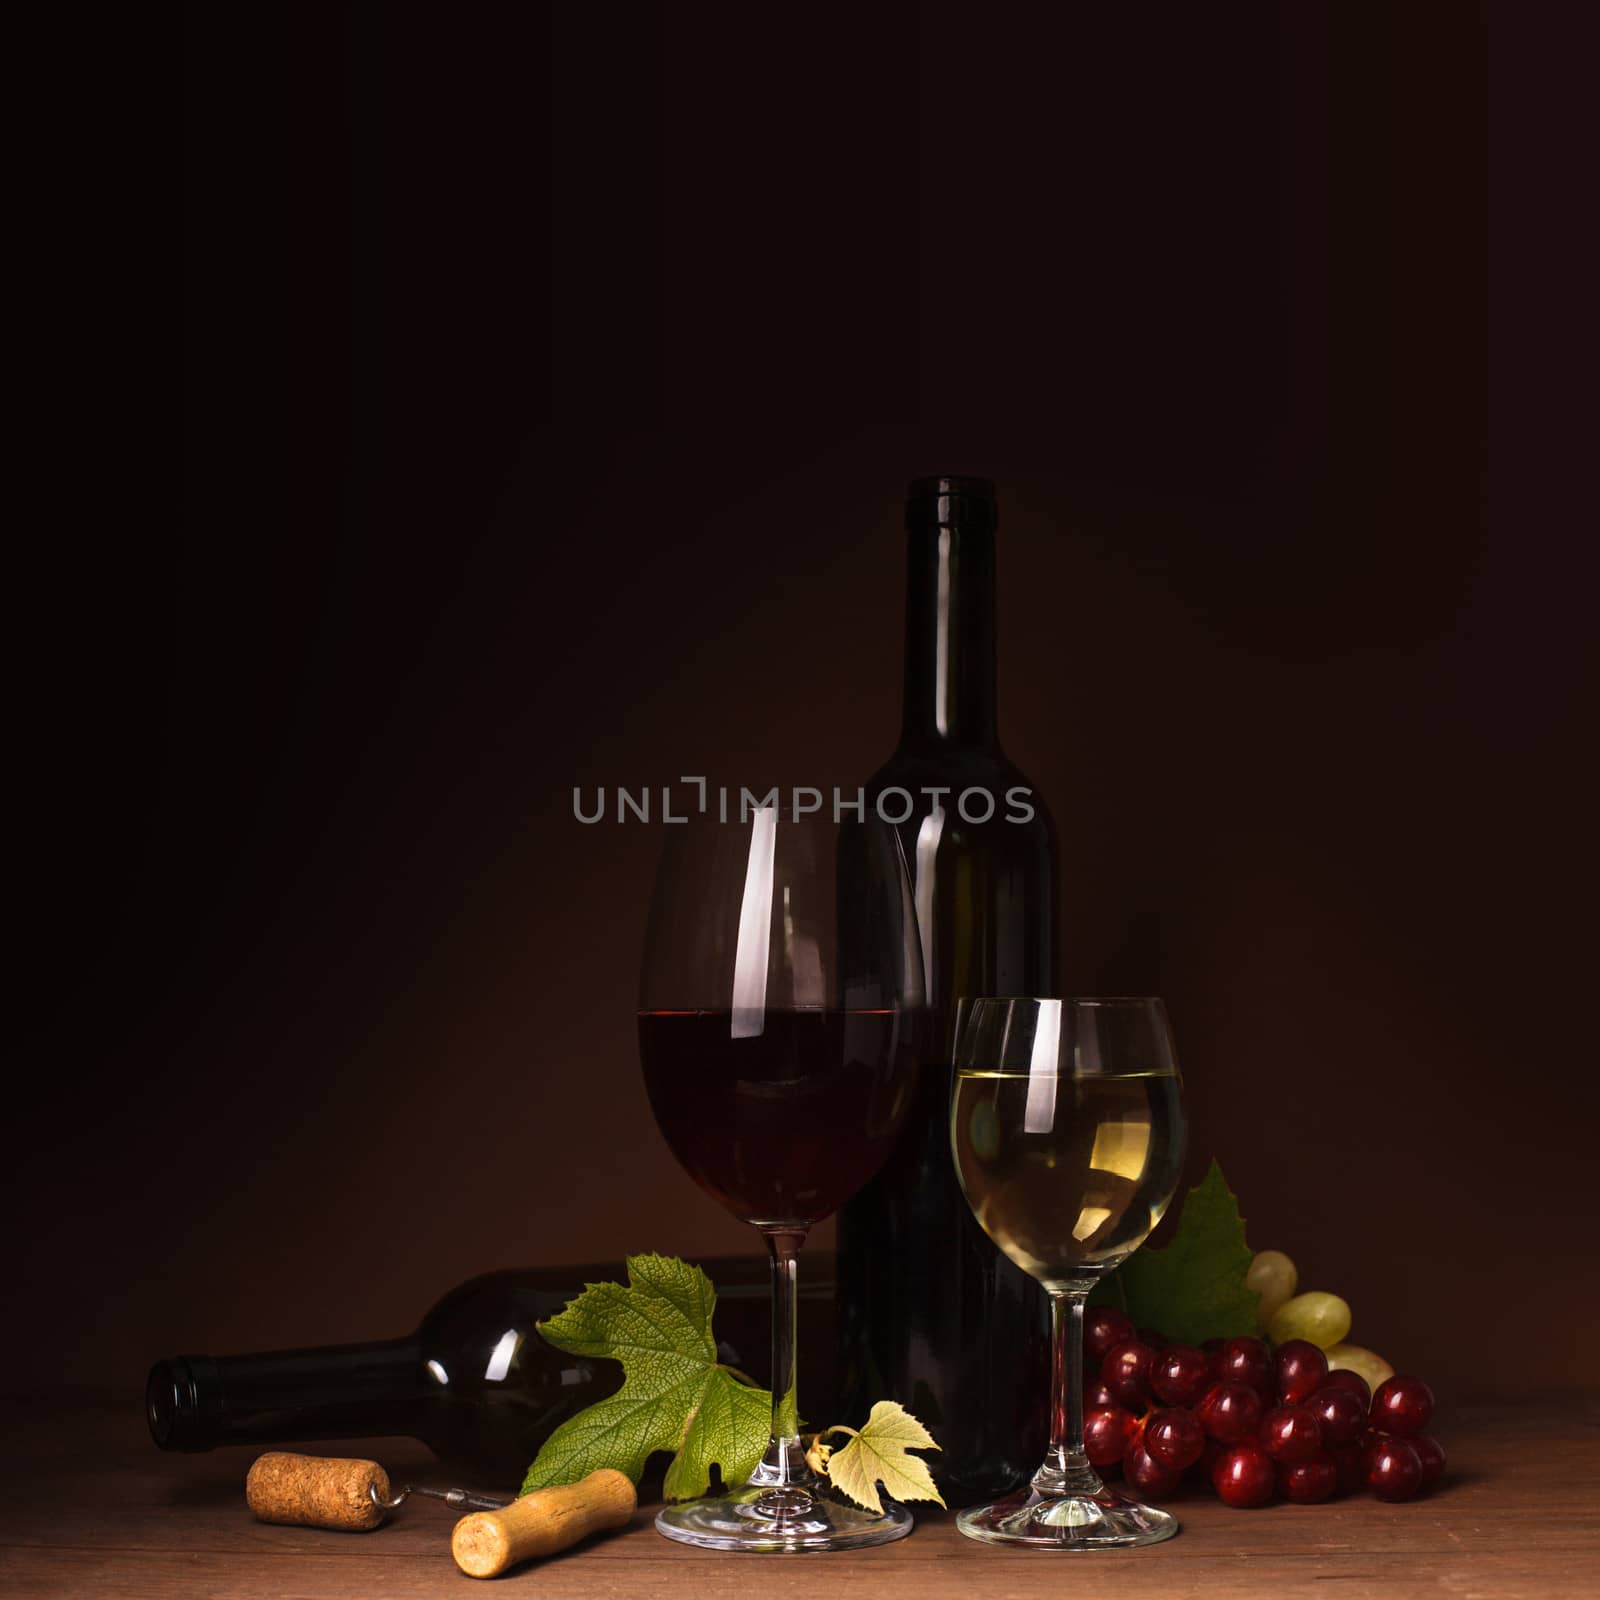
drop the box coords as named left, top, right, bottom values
left=949, top=997, right=1187, bottom=1548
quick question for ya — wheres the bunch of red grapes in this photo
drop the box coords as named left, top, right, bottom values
left=1084, top=1307, right=1444, bottom=1508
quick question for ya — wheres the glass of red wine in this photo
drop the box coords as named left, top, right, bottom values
left=639, top=805, right=924, bottom=1551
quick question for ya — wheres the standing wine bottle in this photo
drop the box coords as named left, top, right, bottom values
left=836, top=476, right=1057, bottom=1504
left=148, top=1258, right=834, bottom=1489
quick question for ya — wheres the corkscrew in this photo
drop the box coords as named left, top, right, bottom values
left=245, top=1451, right=636, bottom=1578
left=368, top=1480, right=511, bottom=1513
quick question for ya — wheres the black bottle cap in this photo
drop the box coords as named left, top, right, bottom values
left=147, top=1355, right=221, bottom=1451
left=906, top=476, right=998, bottom=531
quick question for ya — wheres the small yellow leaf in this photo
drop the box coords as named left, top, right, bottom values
left=823, top=1401, right=945, bottom=1514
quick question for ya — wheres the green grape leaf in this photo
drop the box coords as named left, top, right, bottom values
left=820, top=1401, right=946, bottom=1515
left=1090, top=1159, right=1259, bottom=1344
left=520, top=1254, right=771, bottom=1502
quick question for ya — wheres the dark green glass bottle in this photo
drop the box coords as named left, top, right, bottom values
left=836, top=476, right=1057, bottom=1504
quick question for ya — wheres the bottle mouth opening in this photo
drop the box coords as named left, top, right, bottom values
left=907, top=474, right=994, bottom=499
left=146, top=1357, right=217, bottom=1451
left=146, top=1361, right=179, bottom=1447
left=905, top=475, right=997, bottom=530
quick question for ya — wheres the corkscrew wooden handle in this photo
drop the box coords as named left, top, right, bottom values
left=245, top=1452, right=390, bottom=1531
left=451, top=1469, right=636, bottom=1578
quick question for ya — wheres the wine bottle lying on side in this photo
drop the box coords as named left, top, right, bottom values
left=147, top=1257, right=836, bottom=1490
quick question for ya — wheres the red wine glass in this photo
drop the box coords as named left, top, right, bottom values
left=639, top=806, right=924, bottom=1551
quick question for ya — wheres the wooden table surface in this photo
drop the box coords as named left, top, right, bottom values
left=2, top=1390, right=1595, bottom=1598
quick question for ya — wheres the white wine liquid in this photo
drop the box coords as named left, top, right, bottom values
left=951, top=1069, right=1186, bottom=1289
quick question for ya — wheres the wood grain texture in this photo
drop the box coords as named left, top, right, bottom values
left=1, top=1391, right=1594, bottom=1598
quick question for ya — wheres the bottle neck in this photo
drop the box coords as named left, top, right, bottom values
left=899, top=520, right=998, bottom=748
left=148, top=1338, right=425, bottom=1452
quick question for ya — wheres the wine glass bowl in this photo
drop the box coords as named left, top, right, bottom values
left=638, top=1007, right=915, bottom=1229
left=949, top=997, right=1187, bottom=1549
left=637, top=808, right=924, bottom=1551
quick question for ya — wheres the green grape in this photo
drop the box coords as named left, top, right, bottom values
left=1245, top=1249, right=1298, bottom=1332
left=1324, top=1342, right=1394, bottom=1392
left=1267, top=1290, right=1352, bottom=1351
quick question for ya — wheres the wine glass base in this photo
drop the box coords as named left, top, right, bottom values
left=655, top=1486, right=914, bottom=1553
left=955, top=1485, right=1179, bottom=1549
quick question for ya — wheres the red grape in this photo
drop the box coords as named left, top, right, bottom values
left=1212, top=1443, right=1276, bottom=1507
left=1124, top=1438, right=1184, bottom=1498
left=1196, top=1382, right=1267, bottom=1446
left=1216, top=1336, right=1274, bottom=1398
left=1152, top=1344, right=1213, bottom=1408
left=1411, top=1433, right=1446, bottom=1490
left=1275, top=1339, right=1329, bottom=1404
left=1279, top=1452, right=1338, bottom=1504
left=1083, top=1405, right=1140, bottom=1469
left=1102, top=1340, right=1158, bottom=1409
left=1145, top=1406, right=1206, bottom=1470
left=1367, top=1436, right=1424, bottom=1501
left=1197, top=1380, right=1264, bottom=1444
left=1319, top=1368, right=1372, bottom=1408
left=1370, top=1375, right=1435, bottom=1436
left=1261, top=1404, right=1324, bottom=1464
left=1308, top=1386, right=1367, bottom=1446
left=1138, top=1327, right=1171, bottom=1349
left=1359, top=1427, right=1406, bottom=1487
left=1085, top=1306, right=1136, bottom=1367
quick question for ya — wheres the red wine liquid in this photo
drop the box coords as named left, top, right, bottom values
left=639, top=1008, right=917, bottom=1227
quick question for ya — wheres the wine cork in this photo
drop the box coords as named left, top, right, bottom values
left=451, top=1469, right=636, bottom=1578
left=246, top=1451, right=390, bottom=1532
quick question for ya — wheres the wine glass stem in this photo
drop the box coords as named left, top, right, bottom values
left=753, top=1226, right=808, bottom=1490
left=1033, top=1284, right=1104, bottom=1496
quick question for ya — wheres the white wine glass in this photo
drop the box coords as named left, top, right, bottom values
left=949, top=997, right=1187, bottom=1548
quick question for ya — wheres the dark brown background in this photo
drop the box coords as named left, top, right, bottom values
left=12, top=3, right=1595, bottom=1407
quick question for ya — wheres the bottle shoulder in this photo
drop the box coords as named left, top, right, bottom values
left=420, top=1269, right=596, bottom=1344
left=417, top=1258, right=783, bottom=1345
